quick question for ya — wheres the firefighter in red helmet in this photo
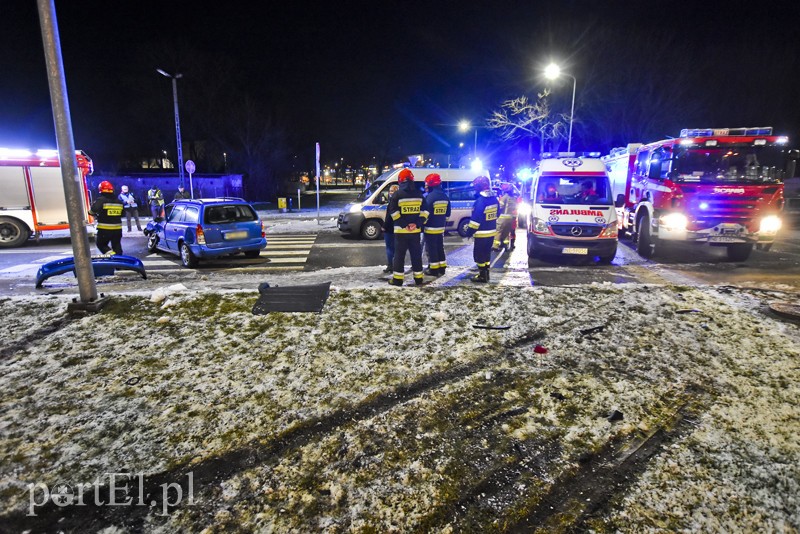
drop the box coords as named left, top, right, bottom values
left=89, top=181, right=124, bottom=255
left=465, top=176, right=499, bottom=283
left=421, top=173, right=451, bottom=276
left=387, top=168, right=427, bottom=286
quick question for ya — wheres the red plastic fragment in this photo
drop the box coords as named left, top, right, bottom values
left=534, top=344, right=548, bottom=354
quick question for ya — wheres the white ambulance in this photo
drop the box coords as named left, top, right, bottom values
left=526, top=153, right=618, bottom=263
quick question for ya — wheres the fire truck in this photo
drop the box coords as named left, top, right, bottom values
left=0, top=148, right=94, bottom=248
left=603, top=127, right=793, bottom=261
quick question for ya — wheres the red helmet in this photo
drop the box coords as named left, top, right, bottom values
left=398, top=169, right=414, bottom=183
left=424, top=173, right=441, bottom=187
left=472, top=176, right=490, bottom=192
left=98, top=180, right=114, bottom=193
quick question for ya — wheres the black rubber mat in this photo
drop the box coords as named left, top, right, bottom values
left=252, top=282, right=331, bottom=314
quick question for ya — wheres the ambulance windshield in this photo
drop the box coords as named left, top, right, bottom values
left=535, top=175, right=612, bottom=205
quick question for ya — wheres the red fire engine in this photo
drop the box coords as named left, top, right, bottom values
left=0, top=148, right=94, bottom=248
left=603, top=127, right=793, bottom=261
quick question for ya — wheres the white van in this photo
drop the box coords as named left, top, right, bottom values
left=337, top=167, right=481, bottom=239
left=526, top=154, right=618, bottom=263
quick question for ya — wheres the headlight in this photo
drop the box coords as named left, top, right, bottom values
left=517, top=202, right=531, bottom=218
left=759, top=215, right=782, bottom=234
left=348, top=203, right=363, bottom=213
left=599, top=220, right=618, bottom=238
left=532, top=217, right=551, bottom=235
left=660, top=212, right=688, bottom=231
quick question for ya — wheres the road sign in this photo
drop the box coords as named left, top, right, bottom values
left=185, top=160, right=196, bottom=174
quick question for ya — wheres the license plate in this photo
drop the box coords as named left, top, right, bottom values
left=562, top=247, right=588, bottom=255
left=224, top=231, right=248, bottom=240
left=709, top=236, right=745, bottom=243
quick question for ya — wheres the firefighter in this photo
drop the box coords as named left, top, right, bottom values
left=421, top=173, right=451, bottom=276
left=89, top=181, right=124, bottom=255
left=493, top=183, right=516, bottom=251
left=147, top=184, right=164, bottom=219
left=465, top=176, right=499, bottom=283
left=387, top=169, right=426, bottom=286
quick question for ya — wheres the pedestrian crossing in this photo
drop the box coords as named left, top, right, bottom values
left=0, top=234, right=317, bottom=279
left=139, top=233, right=317, bottom=273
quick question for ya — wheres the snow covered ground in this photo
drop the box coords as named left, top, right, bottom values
left=0, top=279, right=798, bottom=531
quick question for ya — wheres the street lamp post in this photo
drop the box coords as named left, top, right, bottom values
left=458, top=120, right=478, bottom=157
left=544, top=63, right=577, bottom=153
left=156, top=68, right=184, bottom=187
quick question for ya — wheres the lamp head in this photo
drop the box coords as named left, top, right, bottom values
left=544, top=63, right=561, bottom=80
left=458, top=120, right=471, bottom=132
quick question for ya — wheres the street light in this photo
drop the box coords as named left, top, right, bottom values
left=156, top=68, right=185, bottom=187
left=458, top=120, right=478, bottom=156
left=544, top=63, right=577, bottom=153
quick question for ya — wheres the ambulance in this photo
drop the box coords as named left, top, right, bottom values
left=0, top=148, right=94, bottom=248
left=526, top=153, right=618, bottom=263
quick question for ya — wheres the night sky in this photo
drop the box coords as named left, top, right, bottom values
left=2, top=0, right=799, bottom=173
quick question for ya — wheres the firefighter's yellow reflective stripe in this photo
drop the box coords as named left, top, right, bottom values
left=391, top=211, right=401, bottom=220
left=413, top=272, right=423, bottom=279
left=395, top=227, right=422, bottom=234
left=477, top=261, right=490, bottom=267
left=399, top=198, right=422, bottom=214
left=474, top=230, right=497, bottom=238
left=420, top=210, right=430, bottom=219
left=393, top=273, right=404, bottom=280
left=468, top=220, right=480, bottom=229
left=433, top=201, right=448, bottom=215
left=423, top=227, right=445, bottom=234
left=484, top=206, right=498, bottom=220
left=498, top=213, right=513, bottom=219
left=440, top=261, right=447, bottom=268
left=97, top=223, right=123, bottom=230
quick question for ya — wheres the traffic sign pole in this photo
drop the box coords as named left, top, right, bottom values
left=185, top=160, right=196, bottom=198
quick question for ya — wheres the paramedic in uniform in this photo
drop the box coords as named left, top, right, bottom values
left=387, top=169, right=427, bottom=286
left=421, top=173, right=451, bottom=277
left=89, top=180, right=124, bottom=255
left=465, top=176, right=499, bottom=283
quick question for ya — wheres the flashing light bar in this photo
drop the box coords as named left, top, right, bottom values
left=0, top=148, right=79, bottom=160
left=680, top=127, right=773, bottom=138
left=541, top=151, right=601, bottom=159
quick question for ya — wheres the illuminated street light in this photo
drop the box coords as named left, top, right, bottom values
left=458, top=120, right=478, bottom=157
left=156, top=68, right=185, bottom=186
left=544, top=62, right=577, bottom=152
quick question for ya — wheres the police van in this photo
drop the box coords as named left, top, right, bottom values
left=526, top=154, right=618, bottom=263
left=337, top=167, right=482, bottom=239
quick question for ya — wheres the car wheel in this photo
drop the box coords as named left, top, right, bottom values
left=635, top=213, right=655, bottom=259
left=526, top=232, right=541, bottom=260
left=147, top=234, right=159, bottom=253
left=244, top=250, right=261, bottom=258
left=0, top=217, right=31, bottom=248
left=598, top=242, right=617, bottom=264
left=457, top=218, right=471, bottom=238
left=180, top=242, right=198, bottom=268
left=361, top=220, right=382, bottom=240
left=726, top=243, right=753, bottom=262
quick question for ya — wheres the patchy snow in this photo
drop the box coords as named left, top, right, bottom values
left=1, top=281, right=798, bottom=531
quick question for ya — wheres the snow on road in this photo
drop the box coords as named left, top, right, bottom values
left=0, top=280, right=798, bottom=532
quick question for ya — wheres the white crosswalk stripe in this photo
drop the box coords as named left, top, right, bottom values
left=139, top=233, right=317, bottom=273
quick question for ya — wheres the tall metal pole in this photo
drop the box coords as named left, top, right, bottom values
left=473, top=129, right=478, bottom=157
left=170, top=77, right=185, bottom=187
left=567, top=74, right=576, bottom=153
left=157, top=69, right=184, bottom=187
left=37, top=0, right=99, bottom=305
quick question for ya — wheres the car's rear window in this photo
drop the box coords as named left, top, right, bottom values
left=204, top=204, right=258, bottom=224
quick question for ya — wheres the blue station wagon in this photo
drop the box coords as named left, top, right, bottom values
left=144, top=198, right=267, bottom=268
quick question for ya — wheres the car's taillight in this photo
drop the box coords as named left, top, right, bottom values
left=196, top=224, right=206, bottom=245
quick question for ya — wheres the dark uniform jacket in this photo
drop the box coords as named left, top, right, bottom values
left=388, top=181, right=426, bottom=234
left=89, top=193, right=124, bottom=231
left=421, top=186, right=451, bottom=235
left=466, top=191, right=499, bottom=238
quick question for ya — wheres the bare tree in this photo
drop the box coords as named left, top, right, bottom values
left=487, top=90, right=568, bottom=160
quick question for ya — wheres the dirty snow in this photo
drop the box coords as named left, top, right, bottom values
left=1, top=280, right=798, bottom=531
